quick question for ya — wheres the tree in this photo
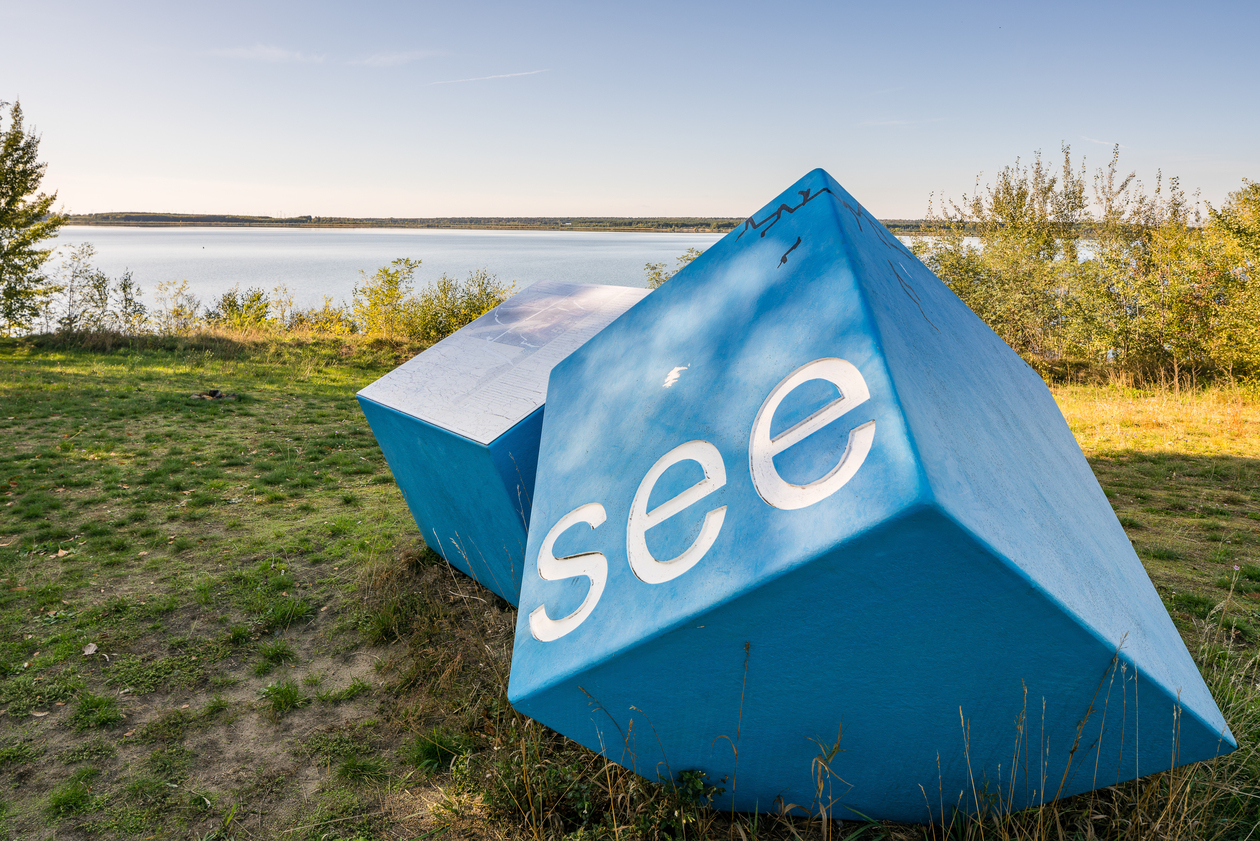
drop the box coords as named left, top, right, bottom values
left=1198, top=180, right=1260, bottom=376
left=352, top=257, right=422, bottom=342
left=39, top=242, right=149, bottom=335
left=644, top=247, right=704, bottom=289
left=410, top=268, right=513, bottom=342
left=206, top=285, right=272, bottom=331
left=0, top=101, right=65, bottom=334
left=913, top=145, right=1087, bottom=359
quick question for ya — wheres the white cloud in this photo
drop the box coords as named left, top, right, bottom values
left=858, top=117, right=946, bottom=128
left=1082, top=136, right=1125, bottom=148
left=350, top=50, right=439, bottom=67
left=428, top=69, right=550, bottom=85
left=208, top=44, right=325, bottom=63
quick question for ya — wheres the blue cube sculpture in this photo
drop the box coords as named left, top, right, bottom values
left=508, top=170, right=1234, bottom=821
left=357, top=280, right=648, bottom=605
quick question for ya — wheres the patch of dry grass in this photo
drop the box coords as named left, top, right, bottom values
left=1053, top=383, right=1260, bottom=458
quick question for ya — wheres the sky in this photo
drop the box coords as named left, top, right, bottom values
left=3, top=0, right=1258, bottom=219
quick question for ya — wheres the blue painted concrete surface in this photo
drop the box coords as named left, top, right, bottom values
left=357, top=398, right=536, bottom=603
left=357, top=280, right=649, bottom=605
left=508, top=169, right=1234, bottom=821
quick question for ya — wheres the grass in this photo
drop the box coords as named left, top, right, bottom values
left=0, top=334, right=411, bottom=838
left=316, top=676, right=371, bottom=704
left=337, top=755, right=390, bottom=784
left=255, top=637, right=297, bottom=675
left=1058, top=384, right=1260, bottom=641
left=68, top=691, right=123, bottom=731
left=45, top=766, right=101, bottom=817
left=402, top=725, right=469, bottom=774
left=0, top=739, right=42, bottom=765
left=260, top=679, right=309, bottom=716
left=2, top=334, right=1258, bottom=840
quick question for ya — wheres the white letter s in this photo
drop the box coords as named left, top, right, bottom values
left=528, top=503, right=608, bottom=642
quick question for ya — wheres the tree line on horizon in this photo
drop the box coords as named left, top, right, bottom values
left=62, top=211, right=742, bottom=233
left=3, top=101, right=1258, bottom=382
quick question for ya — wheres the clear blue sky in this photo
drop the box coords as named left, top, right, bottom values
left=5, top=0, right=1257, bottom=219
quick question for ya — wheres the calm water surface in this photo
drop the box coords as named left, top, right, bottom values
left=55, top=226, right=726, bottom=310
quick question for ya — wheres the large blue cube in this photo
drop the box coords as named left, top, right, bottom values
left=358, top=280, right=648, bottom=604
left=507, top=171, right=1234, bottom=821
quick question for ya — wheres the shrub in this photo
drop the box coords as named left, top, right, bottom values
left=409, top=268, right=513, bottom=342
left=206, top=284, right=271, bottom=330
left=644, top=247, right=704, bottom=289
left=351, top=258, right=420, bottom=342
left=288, top=295, right=355, bottom=335
left=39, top=242, right=148, bottom=335
left=151, top=279, right=201, bottom=335
left=351, top=258, right=513, bottom=343
left=915, top=149, right=1260, bottom=382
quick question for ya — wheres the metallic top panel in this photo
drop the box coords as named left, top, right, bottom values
left=357, top=280, right=650, bottom=445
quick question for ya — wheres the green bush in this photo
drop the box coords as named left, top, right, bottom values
left=350, top=258, right=512, bottom=343
left=351, top=257, right=421, bottom=342
left=288, top=295, right=355, bottom=335
left=205, top=285, right=271, bottom=330
left=915, top=149, right=1260, bottom=381
left=408, top=268, right=513, bottom=342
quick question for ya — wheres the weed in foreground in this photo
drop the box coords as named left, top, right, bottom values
left=254, top=637, right=297, bottom=675
left=260, top=679, right=309, bottom=717
left=337, top=755, right=389, bottom=784
left=301, top=729, right=366, bottom=762
left=69, top=691, right=124, bottom=731
left=138, top=708, right=192, bottom=743
left=918, top=617, right=1260, bottom=841
left=104, top=653, right=208, bottom=693
left=226, top=624, right=252, bottom=646
left=0, top=671, right=85, bottom=715
left=317, top=676, right=371, bottom=704
left=0, top=739, right=42, bottom=765
left=60, top=737, right=117, bottom=763
left=145, top=745, right=195, bottom=782
left=295, top=787, right=383, bottom=841
left=402, top=726, right=469, bottom=774
left=203, top=693, right=230, bottom=717
left=45, top=767, right=101, bottom=817
left=257, top=597, right=314, bottom=632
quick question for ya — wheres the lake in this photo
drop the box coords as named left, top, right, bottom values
left=54, top=226, right=727, bottom=311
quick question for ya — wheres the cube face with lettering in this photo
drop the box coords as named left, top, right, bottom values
left=357, top=280, right=649, bottom=605
left=507, top=170, right=1234, bottom=821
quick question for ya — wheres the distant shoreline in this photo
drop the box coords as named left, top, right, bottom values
left=63, top=212, right=927, bottom=235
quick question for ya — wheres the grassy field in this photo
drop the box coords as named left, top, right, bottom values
left=1, top=338, right=1258, bottom=840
